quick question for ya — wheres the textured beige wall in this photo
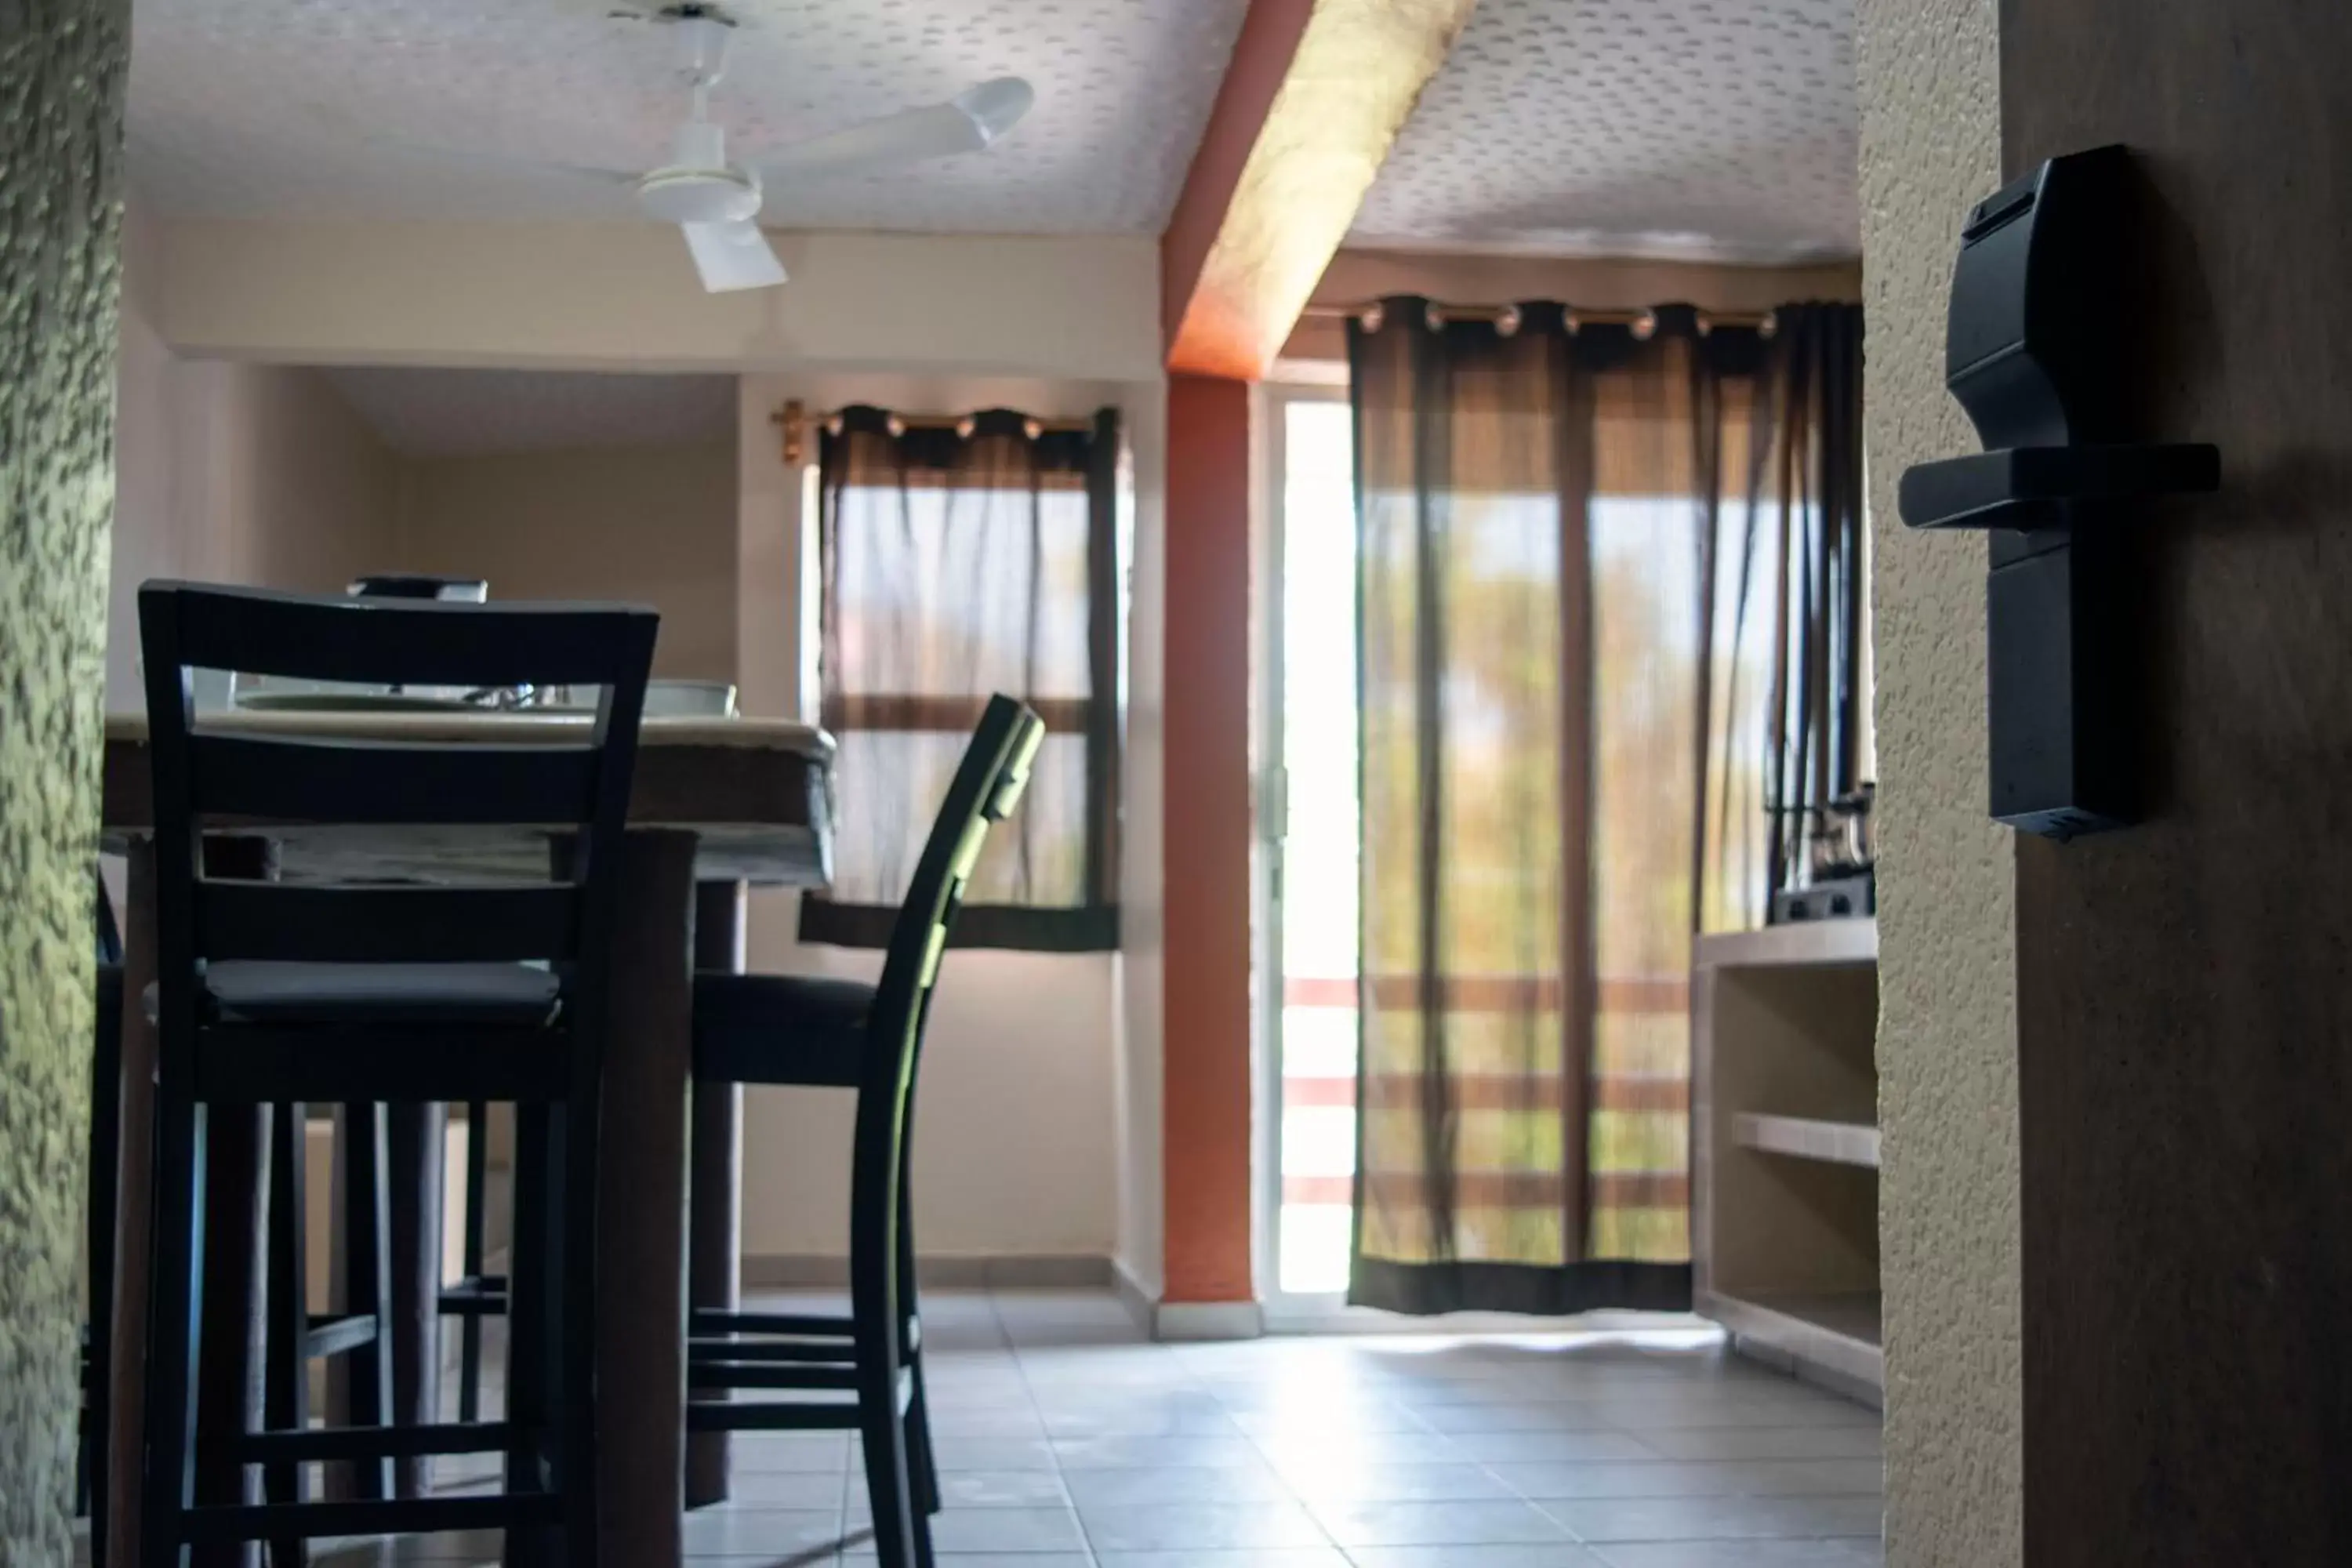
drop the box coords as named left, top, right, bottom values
left=1854, top=1, right=2020, bottom=1563
left=0, top=1, right=127, bottom=1555
left=394, top=441, right=739, bottom=682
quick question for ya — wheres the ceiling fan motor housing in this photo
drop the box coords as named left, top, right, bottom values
left=636, top=167, right=760, bottom=224
left=636, top=118, right=759, bottom=223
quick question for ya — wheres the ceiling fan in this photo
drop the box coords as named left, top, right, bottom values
left=537, top=7, right=1033, bottom=292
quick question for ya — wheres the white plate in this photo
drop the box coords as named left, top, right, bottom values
left=235, top=691, right=489, bottom=715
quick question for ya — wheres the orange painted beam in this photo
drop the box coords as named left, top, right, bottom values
left=1160, top=373, right=1258, bottom=1306
left=1161, top=0, right=1317, bottom=365
left=1162, top=0, right=1477, bottom=380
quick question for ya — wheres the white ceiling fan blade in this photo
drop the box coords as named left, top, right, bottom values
left=681, top=220, right=787, bottom=293
left=753, top=77, right=1034, bottom=184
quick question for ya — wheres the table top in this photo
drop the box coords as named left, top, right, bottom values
left=102, top=709, right=833, bottom=752
left=100, top=710, right=837, bottom=887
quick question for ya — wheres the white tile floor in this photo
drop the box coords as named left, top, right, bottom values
left=307, top=1288, right=1886, bottom=1568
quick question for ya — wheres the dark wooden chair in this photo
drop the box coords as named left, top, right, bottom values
left=687, top=695, right=1043, bottom=1568
left=135, top=581, right=655, bottom=1568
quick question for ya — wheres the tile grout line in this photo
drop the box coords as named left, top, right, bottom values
left=993, top=1286, right=1098, bottom=1568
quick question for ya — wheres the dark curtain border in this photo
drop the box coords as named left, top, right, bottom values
left=799, top=897, right=1119, bottom=953
left=1350, top=1258, right=1693, bottom=1318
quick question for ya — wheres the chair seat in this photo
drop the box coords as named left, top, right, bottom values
left=147, top=961, right=563, bottom=1028
left=692, top=972, right=873, bottom=1087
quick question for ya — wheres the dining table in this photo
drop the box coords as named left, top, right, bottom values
left=98, top=706, right=834, bottom=1568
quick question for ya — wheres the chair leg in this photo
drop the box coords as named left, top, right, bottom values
left=896, top=1179, right=938, bottom=1519
left=264, top=1103, right=311, bottom=1568
left=855, top=1140, right=931, bottom=1568
left=339, top=1102, right=397, bottom=1503
left=556, top=1093, right=599, bottom=1568
left=77, top=1388, right=91, bottom=1521
left=143, top=1095, right=207, bottom=1568
left=89, top=976, right=123, bottom=1568
left=858, top=1354, right=924, bottom=1568
left=458, top=1098, right=489, bottom=1423
left=504, top=1103, right=558, bottom=1568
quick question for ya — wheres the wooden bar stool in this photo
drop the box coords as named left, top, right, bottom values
left=133, top=582, right=655, bottom=1568
left=685, top=695, right=1043, bottom=1568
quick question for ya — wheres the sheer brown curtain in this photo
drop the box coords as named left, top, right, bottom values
left=1697, top=304, right=1868, bottom=928
left=1347, top=298, right=1861, bottom=1315
left=800, top=405, right=1120, bottom=952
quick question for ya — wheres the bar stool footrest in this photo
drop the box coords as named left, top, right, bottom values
left=302, top=1311, right=379, bottom=1359
left=181, top=1491, right=561, bottom=1545
left=238, top=1421, right=517, bottom=1463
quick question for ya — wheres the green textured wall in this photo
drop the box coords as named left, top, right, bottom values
left=0, top=1, right=130, bottom=1559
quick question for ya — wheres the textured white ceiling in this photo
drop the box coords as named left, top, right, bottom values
left=325, top=367, right=736, bottom=456
left=1352, top=0, right=1859, bottom=263
left=129, top=0, right=1249, bottom=233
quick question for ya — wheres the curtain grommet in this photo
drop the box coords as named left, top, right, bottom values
left=1359, top=302, right=1385, bottom=334
left=1632, top=310, right=1658, bottom=341
left=1425, top=303, right=1446, bottom=332
left=1495, top=305, right=1522, bottom=338
left=1759, top=309, right=1780, bottom=340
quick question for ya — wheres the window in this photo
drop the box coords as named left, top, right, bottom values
left=799, top=405, right=1120, bottom=952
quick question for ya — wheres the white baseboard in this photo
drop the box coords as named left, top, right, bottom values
left=742, top=1253, right=1113, bottom=1290
left=1152, top=1298, right=1265, bottom=1341
left=1109, top=1256, right=1159, bottom=1336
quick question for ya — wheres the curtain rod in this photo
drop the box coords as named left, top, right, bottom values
left=771, top=398, right=1097, bottom=467
left=1298, top=300, right=1779, bottom=339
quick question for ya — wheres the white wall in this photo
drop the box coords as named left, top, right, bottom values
left=109, top=208, right=400, bottom=706
left=109, top=205, right=197, bottom=708
left=156, top=223, right=1162, bottom=381
left=394, top=441, right=739, bottom=682
left=1119, top=387, right=1167, bottom=1298
left=197, top=360, right=401, bottom=593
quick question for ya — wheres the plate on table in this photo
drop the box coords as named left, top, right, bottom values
left=234, top=691, right=490, bottom=715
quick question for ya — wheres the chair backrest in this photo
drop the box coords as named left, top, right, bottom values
left=862, top=695, right=1045, bottom=1104
left=136, top=582, right=658, bottom=1040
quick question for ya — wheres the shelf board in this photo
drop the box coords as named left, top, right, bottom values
left=1697, top=1287, right=1884, bottom=1392
left=1735, top=1112, right=1880, bottom=1170
left=1695, top=919, right=1877, bottom=971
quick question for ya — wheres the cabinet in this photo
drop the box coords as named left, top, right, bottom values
left=1692, top=920, right=1881, bottom=1405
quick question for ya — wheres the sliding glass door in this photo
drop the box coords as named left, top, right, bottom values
left=1261, top=383, right=1362, bottom=1316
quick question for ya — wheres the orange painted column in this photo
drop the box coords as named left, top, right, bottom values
left=1160, top=372, right=1258, bottom=1305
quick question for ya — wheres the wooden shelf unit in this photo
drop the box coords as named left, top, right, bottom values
left=1693, top=918, right=1882, bottom=1405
